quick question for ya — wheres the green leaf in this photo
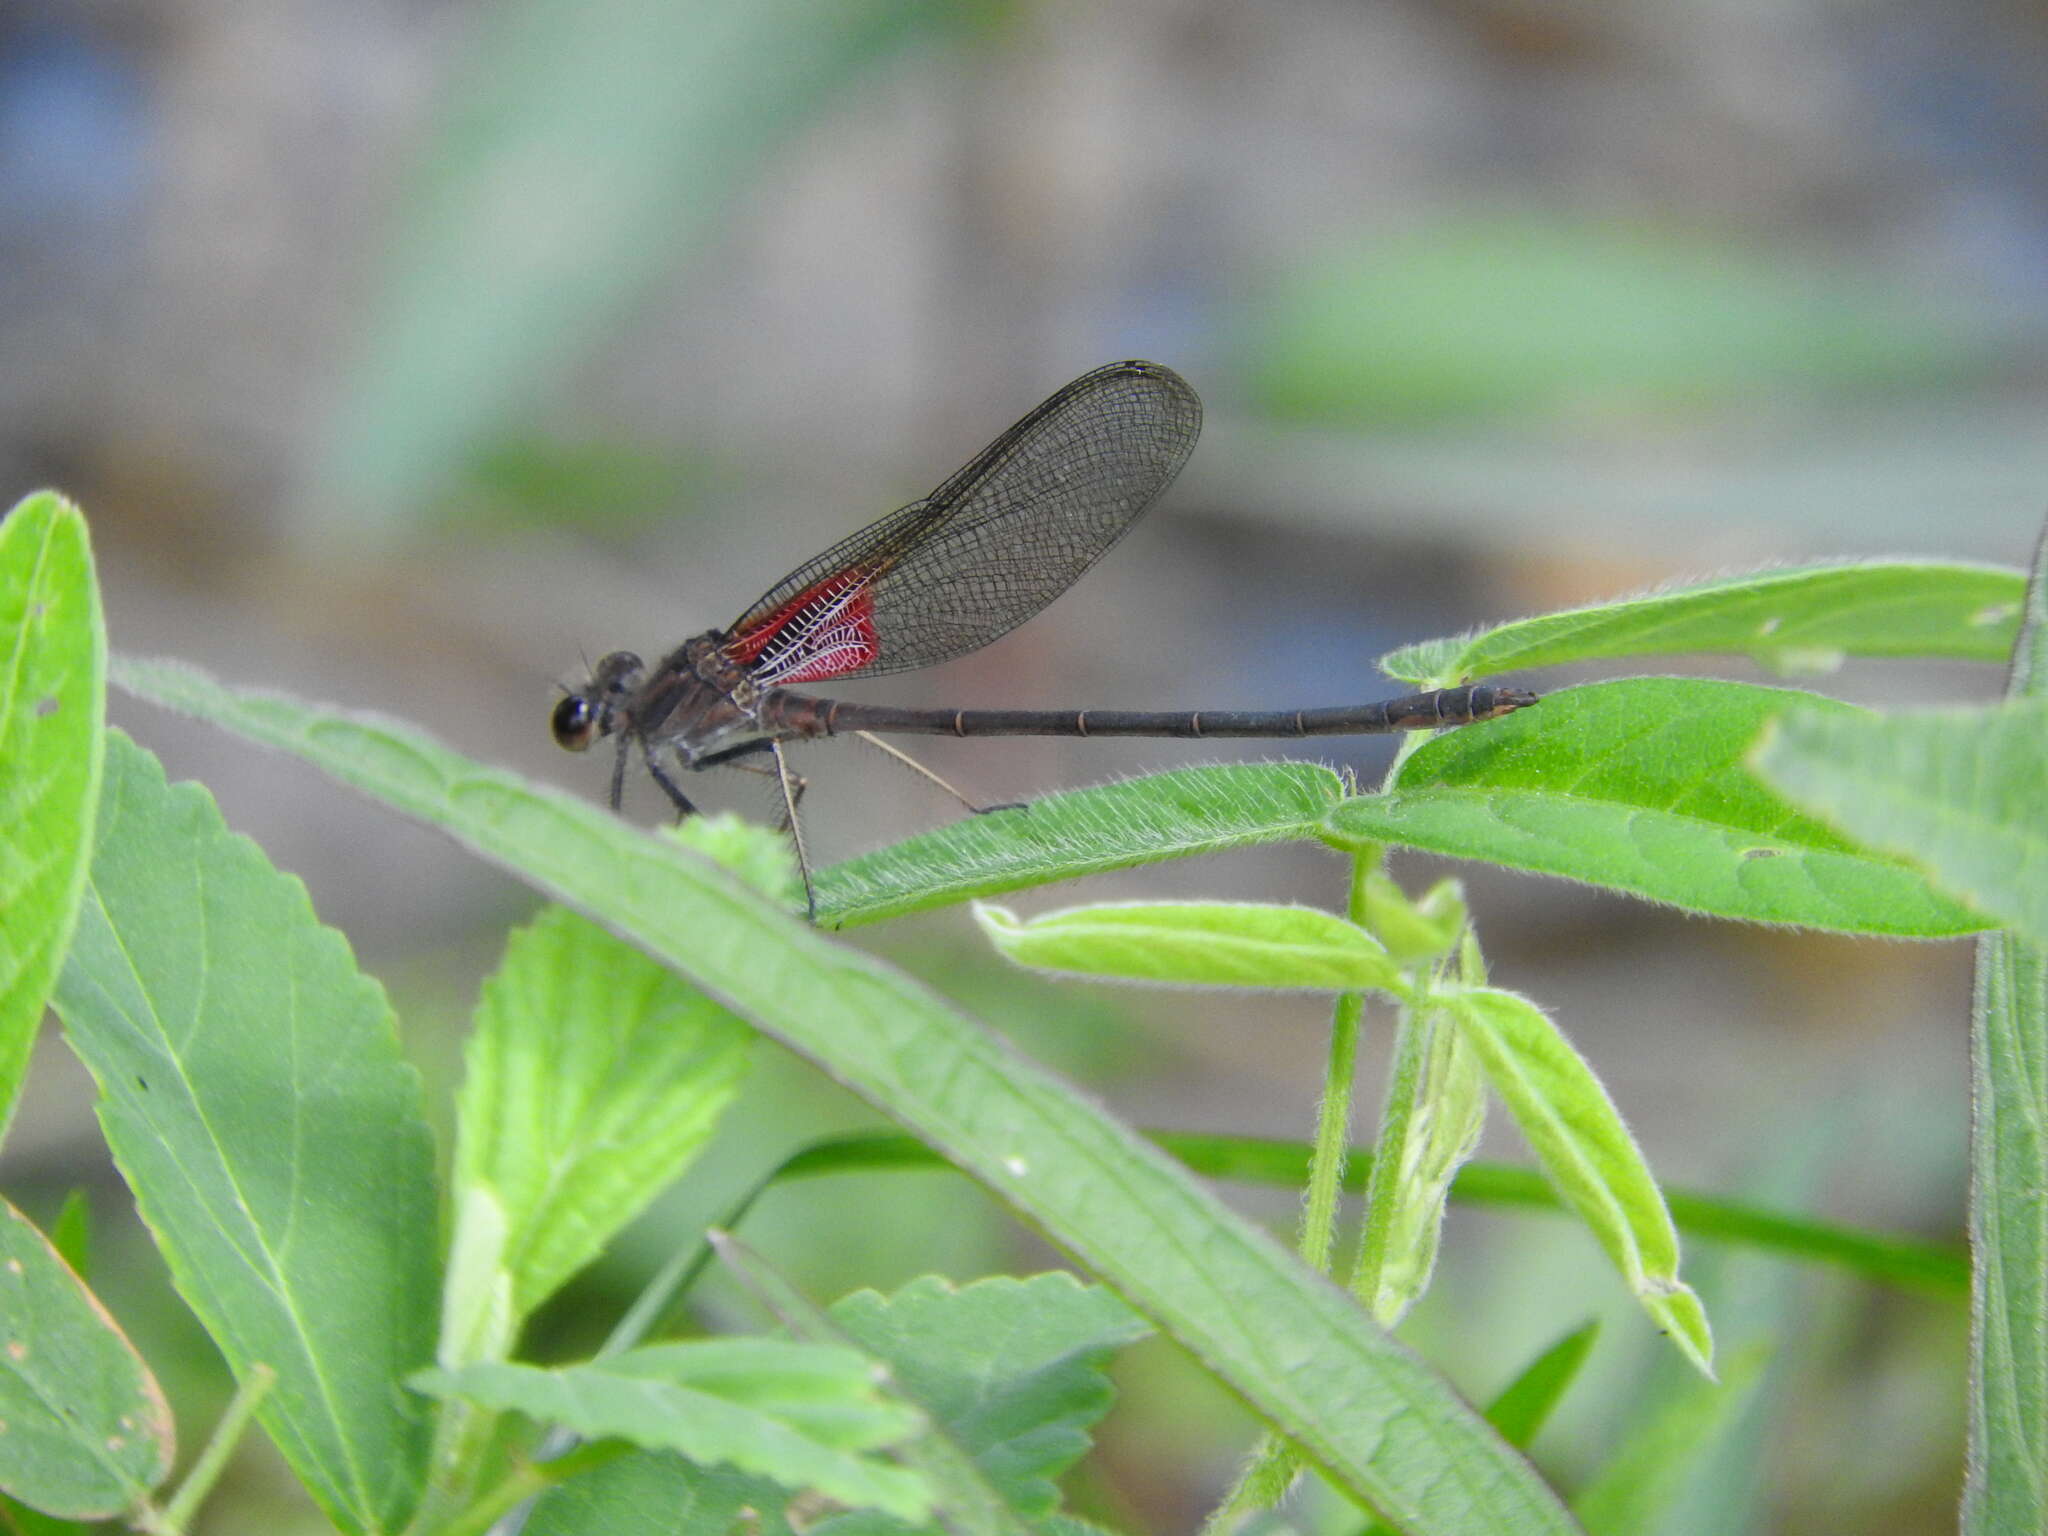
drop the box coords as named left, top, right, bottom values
left=51, top=734, right=438, bottom=1536
left=1482, top=1320, right=1600, bottom=1450
left=709, top=1235, right=1031, bottom=1536
left=413, top=1343, right=929, bottom=1521
left=445, top=905, right=753, bottom=1365
left=1751, top=697, right=2048, bottom=945
left=0, top=1199, right=172, bottom=1519
left=312, top=0, right=962, bottom=533
left=1446, top=988, right=1712, bottom=1377
left=1571, top=1341, right=1769, bottom=1535
left=1358, top=1321, right=1600, bottom=1536
left=972, top=900, right=1399, bottom=991
left=1962, top=521, right=2048, bottom=1535
left=1327, top=678, right=1990, bottom=937
left=1384, top=560, right=2025, bottom=684
left=0, top=493, right=105, bottom=1145
left=525, top=1457, right=784, bottom=1536
left=829, top=1274, right=1151, bottom=1521
left=816, top=765, right=1346, bottom=928
left=113, top=657, right=1580, bottom=1536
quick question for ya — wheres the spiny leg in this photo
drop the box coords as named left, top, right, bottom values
left=851, top=730, right=1025, bottom=815
left=643, top=752, right=701, bottom=821
left=771, top=740, right=818, bottom=920
left=609, top=732, right=633, bottom=811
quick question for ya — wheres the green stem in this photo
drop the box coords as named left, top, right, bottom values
left=1202, top=848, right=1383, bottom=1530
left=1299, top=849, right=1378, bottom=1272
left=150, top=1364, right=275, bottom=1534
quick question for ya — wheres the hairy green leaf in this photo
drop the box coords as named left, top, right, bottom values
left=1447, top=988, right=1711, bottom=1377
left=1752, top=698, right=2048, bottom=945
left=1384, top=561, right=2024, bottom=684
left=974, top=900, right=1398, bottom=991
left=0, top=493, right=105, bottom=1143
left=1329, top=678, right=1988, bottom=936
left=817, top=764, right=1346, bottom=927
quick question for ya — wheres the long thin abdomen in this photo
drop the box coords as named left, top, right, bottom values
left=776, top=685, right=1536, bottom=739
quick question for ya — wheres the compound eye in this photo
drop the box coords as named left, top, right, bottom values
left=551, top=693, right=599, bottom=751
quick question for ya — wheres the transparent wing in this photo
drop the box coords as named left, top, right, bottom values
left=724, top=360, right=1202, bottom=686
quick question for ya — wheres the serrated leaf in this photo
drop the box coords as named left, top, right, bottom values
left=1446, top=988, right=1712, bottom=1377
left=829, top=1274, right=1151, bottom=1521
left=707, top=1235, right=1028, bottom=1536
left=525, top=1455, right=787, bottom=1536
left=815, top=765, right=1346, bottom=927
left=1327, top=678, right=1989, bottom=937
left=445, top=905, right=752, bottom=1364
left=0, top=493, right=105, bottom=1144
left=413, top=1342, right=928, bottom=1520
left=1381, top=561, right=2025, bottom=684
left=0, top=1199, right=171, bottom=1519
left=1751, top=698, right=2048, bottom=946
left=973, top=901, right=1398, bottom=991
left=51, top=734, right=437, bottom=1536
left=113, top=656, right=1581, bottom=1536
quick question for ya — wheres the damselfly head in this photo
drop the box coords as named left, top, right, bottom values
left=551, top=651, right=645, bottom=752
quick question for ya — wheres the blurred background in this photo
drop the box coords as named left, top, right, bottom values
left=7, top=0, right=2047, bottom=1528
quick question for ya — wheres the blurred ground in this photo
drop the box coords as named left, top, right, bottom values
left=6, top=0, right=2045, bottom=1528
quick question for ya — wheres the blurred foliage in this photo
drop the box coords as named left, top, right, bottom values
left=1246, top=214, right=2001, bottom=427
left=442, top=435, right=710, bottom=534
left=310, top=0, right=990, bottom=542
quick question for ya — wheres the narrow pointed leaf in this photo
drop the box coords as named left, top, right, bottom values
left=52, top=734, right=438, bottom=1536
left=0, top=1199, right=172, bottom=1519
left=413, top=1342, right=929, bottom=1520
left=113, top=657, right=1581, bottom=1536
left=446, top=905, right=752, bottom=1364
left=1752, top=698, right=2048, bottom=945
left=1572, top=1342, right=1769, bottom=1535
left=1384, top=561, right=2025, bottom=684
left=1327, top=678, right=1988, bottom=937
left=973, top=900, right=1399, bottom=991
left=0, top=493, right=105, bottom=1143
left=1446, top=988, right=1712, bottom=1377
left=816, top=765, right=1347, bottom=927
